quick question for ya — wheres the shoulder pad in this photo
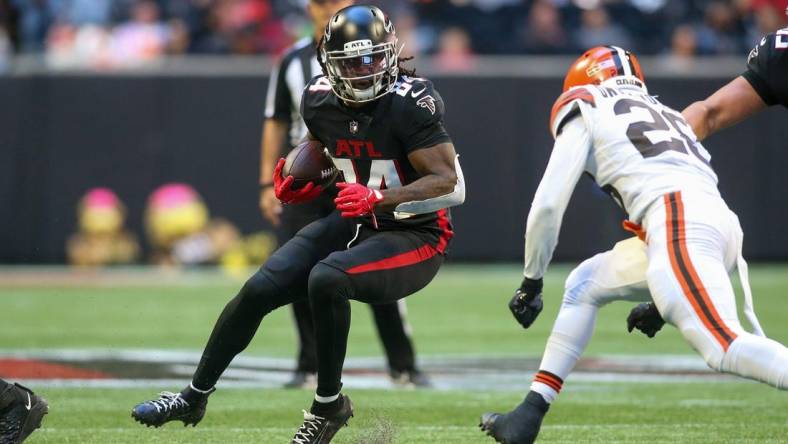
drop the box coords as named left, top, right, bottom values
left=748, top=30, right=788, bottom=66
left=743, top=30, right=788, bottom=106
left=301, top=75, right=333, bottom=121
left=392, top=77, right=441, bottom=114
left=305, top=75, right=332, bottom=94
left=549, top=87, right=596, bottom=138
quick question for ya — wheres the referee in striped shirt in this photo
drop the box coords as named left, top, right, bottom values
left=258, top=0, right=430, bottom=389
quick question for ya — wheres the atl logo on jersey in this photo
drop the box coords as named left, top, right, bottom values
left=335, top=139, right=383, bottom=158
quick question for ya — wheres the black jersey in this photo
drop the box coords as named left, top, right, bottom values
left=301, top=75, right=454, bottom=247
left=743, top=28, right=788, bottom=108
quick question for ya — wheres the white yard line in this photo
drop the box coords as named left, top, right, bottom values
left=2, top=348, right=741, bottom=391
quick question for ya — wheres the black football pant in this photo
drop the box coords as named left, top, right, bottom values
left=192, top=211, right=444, bottom=396
left=277, top=202, right=419, bottom=375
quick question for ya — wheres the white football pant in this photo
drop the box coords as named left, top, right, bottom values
left=531, top=191, right=788, bottom=402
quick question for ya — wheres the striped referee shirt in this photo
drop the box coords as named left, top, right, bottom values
left=264, top=37, right=323, bottom=148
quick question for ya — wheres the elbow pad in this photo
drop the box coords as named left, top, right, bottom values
left=394, top=155, right=465, bottom=216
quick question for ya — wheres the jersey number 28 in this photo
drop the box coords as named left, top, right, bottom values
left=614, top=98, right=709, bottom=166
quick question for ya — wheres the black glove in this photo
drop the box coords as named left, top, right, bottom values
left=626, top=302, right=665, bottom=338
left=509, top=277, right=544, bottom=329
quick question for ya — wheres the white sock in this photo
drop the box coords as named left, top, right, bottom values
left=189, top=383, right=213, bottom=394
left=314, top=393, right=339, bottom=403
left=722, top=333, right=788, bottom=389
left=530, top=380, right=559, bottom=404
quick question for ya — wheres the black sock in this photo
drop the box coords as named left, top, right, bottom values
left=180, top=384, right=212, bottom=405
left=524, top=390, right=550, bottom=414
left=0, top=379, right=9, bottom=391
left=310, top=395, right=342, bottom=416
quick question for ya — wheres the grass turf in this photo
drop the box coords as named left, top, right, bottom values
left=1, top=264, right=786, bottom=356
left=27, top=382, right=788, bottom=443
left=2, top=264, right=788, bottom=443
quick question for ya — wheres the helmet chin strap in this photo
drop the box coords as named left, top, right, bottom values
left=349, top=79, right=382, bottom=101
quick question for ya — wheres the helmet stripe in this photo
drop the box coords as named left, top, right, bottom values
left=625, top=51, right=637, bottom=77
left=605, top=46, right=625, bottom=76
left=609, top=46, right=631, bottom=76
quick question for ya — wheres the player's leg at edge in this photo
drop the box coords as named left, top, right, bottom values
left=645, top=192, right=788, bottom=390
left=481, top=238, right=651, bottom=444
left=0, top=379, right=49, bottom=444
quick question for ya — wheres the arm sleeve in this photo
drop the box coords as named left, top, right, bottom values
left=523, top=117, right=592, bottom=280
left=399, top=85, right=452, bottom=152
left=742, top=34, right=779, bottom=106
left=264, top=57, right=293, bottom=121
left=394, top=155, right=466, bottom=215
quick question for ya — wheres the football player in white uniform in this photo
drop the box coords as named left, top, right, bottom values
left=480, top=46, right=788, bottom=444
left=628, top=23, right=788, bottom=334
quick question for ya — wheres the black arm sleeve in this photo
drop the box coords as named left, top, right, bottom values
left=396, top=80, right=452, bottom=153
left=742, top=33, right=780, bottom=106
left=264, top=54, right=294, bottom=121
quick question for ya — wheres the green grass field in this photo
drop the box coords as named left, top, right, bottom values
left=1, top=264, right=787, bottom=443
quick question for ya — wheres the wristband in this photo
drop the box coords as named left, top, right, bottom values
left=260, top=182, right=274, bottom=190
left=519, top=277, right=543, bottom=294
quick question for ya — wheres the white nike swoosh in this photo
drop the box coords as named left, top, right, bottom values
left=411, top=87, right=426, bottom=98
left=25, top=393, right=31, bottom=410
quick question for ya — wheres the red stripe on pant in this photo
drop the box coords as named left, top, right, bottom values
left=533, top=370, right=563, bottom=393
left=435, top=209, right=454, bottom=254
left=345, top=244, right=438, bottom=275
left=664, top=191, right=737, bottom=351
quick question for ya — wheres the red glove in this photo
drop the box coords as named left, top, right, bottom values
left=334, top=182, right=383, bottom=228
left=273, top=158, right=323, bottom=204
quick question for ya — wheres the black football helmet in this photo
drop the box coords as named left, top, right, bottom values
left=320, top=5, right=401, bottom=103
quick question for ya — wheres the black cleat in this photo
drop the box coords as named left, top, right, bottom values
left=131, top=386, right=214, bottom=428
left=390, top=369, right=433, bottom=389
left=480, top=391, right=550, bottom=444
left=0, top=383, right=48, bottom=444
left=291, top=394, right=353, bottom=444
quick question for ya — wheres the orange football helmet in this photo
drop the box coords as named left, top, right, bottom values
left=563, top=46, right=645, bottom=92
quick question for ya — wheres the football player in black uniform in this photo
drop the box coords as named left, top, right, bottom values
left=683, top=26, right=788, bottom=141
left=131, top=5, right=465, bottom=443
left=628, top=24, right=788, bottom=337
left=260, top=0, right=431, bottom=390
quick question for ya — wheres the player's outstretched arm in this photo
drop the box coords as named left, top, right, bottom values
left=682, top=76, right=767, bottom=141
left=523, top=117, right=590, bottom=281
left=378, top=142, right=463, bottom=212
left=508, top=117, right=591, bottom=329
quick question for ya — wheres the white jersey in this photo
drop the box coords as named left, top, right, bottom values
left=523, top=77, right=721, bottom=279
left=552, top=81, right=719, bottom=222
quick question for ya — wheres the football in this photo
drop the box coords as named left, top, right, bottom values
left=283, top=140, right=339, bottom=189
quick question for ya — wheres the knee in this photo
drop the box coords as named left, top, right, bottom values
left=308, top=263, right=352, bottom=301
left=236, top=270, right=279, bottom=313
left=703, top=348, right=726, bottom=372
left=680, top=326, right=727, bottom=371
left=563, top=257, right=602, bottom=307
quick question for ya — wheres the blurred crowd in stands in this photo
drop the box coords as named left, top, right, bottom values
left=0, top=0, right=786, bottom=71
